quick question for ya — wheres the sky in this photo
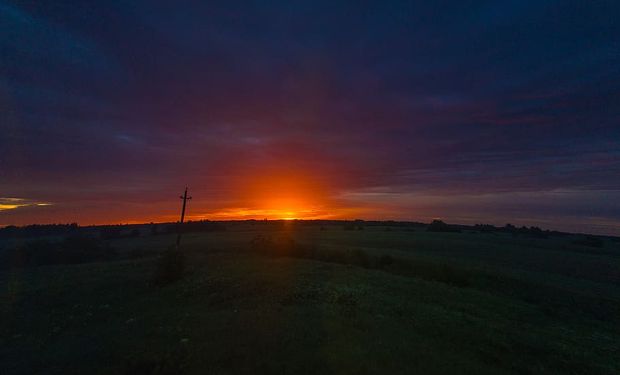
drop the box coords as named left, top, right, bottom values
left=1, top=1, right=619, bottom=234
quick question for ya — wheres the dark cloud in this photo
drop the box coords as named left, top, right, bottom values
left=1, top=0, right=619, bottom=233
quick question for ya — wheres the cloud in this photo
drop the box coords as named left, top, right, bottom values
left=0, top=197, right=53, bottom=211
left=0, top=2, right=118, bottom=73
left=1, top=1, right=618, bottom=234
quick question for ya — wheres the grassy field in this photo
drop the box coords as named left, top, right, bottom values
left=1, top=222, right=619, bottom=374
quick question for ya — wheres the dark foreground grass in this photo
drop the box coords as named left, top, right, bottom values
left=1, top=225, right=619, bottom=374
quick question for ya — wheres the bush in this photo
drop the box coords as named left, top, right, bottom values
left=152, top=247, right=186, bottom=286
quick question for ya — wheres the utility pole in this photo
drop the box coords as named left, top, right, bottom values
left=176, top=187, right=192, bottom=248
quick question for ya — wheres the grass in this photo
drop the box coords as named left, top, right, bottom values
left=1, top=223, right=619, bottom=374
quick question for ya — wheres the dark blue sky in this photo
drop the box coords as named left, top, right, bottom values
left=1, top=1, right=619, bottom=234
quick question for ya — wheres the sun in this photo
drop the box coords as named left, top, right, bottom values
left=198, top=168, right=341, bottom=221
left=280, top=211, right=297, bottom=220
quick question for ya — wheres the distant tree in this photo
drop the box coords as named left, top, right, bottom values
left=504, top=224, right=517, bottom=233
left=473, top=224, right=497, bottom=233
left=0, top=223, right=79, bottom=238
left=427, top=220, right=459, bottom=233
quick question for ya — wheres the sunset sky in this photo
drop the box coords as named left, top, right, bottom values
left=1, top=1, right=619, bottom=234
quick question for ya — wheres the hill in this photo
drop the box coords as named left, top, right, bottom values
left=1, top=222, right=619, bottom=374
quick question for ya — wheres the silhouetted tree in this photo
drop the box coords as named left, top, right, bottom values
left=0, top=223, right=79, bottom=238
left=427, top=220, right=459, bottom=232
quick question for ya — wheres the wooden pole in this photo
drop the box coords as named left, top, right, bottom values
left=176, top=187, right=192, bottom=248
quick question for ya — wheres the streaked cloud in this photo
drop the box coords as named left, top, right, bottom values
left=0, top=197, right=53, bottom=211
left=1, top=1, right=618, bottom=234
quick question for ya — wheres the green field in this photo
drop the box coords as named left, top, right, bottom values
left=2, top=222, right=619, bottom=374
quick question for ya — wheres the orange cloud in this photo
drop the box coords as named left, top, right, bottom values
left=0, top=197, right=53, bottom=211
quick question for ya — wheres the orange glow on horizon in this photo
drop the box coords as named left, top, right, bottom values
left=0, top=170, right=371, bottom=226
left=192, top=207, right=334, bottom=221
left=207, top=168, right=335, bottom=220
